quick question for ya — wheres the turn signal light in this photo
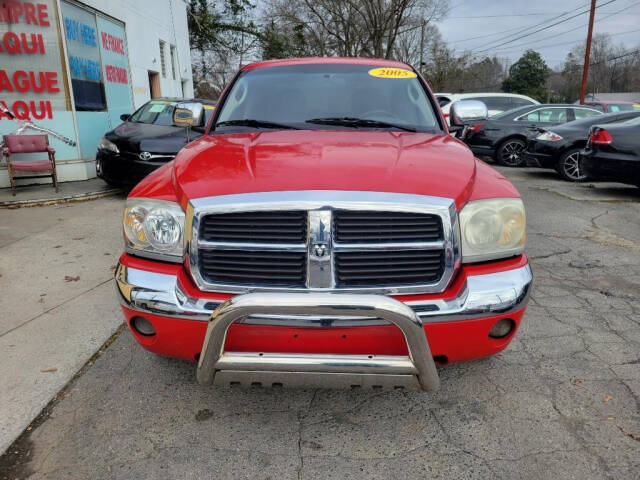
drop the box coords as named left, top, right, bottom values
left=470, top=123, right=484, bottom=132
left=590, top=129, right=614, bottom=145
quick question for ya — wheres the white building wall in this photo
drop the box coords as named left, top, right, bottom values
left=81, top=0, right=193, bottom=108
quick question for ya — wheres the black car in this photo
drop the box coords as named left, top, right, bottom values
left=582, top=116, right=640, bottom=188
left=463, top=104, right=602, bottom=167
left=526, top=110, right=640, bottom=181
left=96, top=98, right=216, bottom=186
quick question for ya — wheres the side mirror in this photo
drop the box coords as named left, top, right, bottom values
left=449, top=100, right=488, bottom=127
left=120, top=113, right=131, bottom=121
left=173, top=102, right=204, bottom=127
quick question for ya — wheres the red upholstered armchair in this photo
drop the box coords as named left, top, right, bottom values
left=2, top=135, right=58, bottom=196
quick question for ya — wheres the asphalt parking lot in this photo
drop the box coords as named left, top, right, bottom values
left=1, top=165, right=639, bottom=480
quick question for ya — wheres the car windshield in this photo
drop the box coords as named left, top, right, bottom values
left=214, top=64, right=440, bottom=133
left=607, top=103, right=640, bottom=112
left=129, top=100, right=216, bottom=127
left=490, top=106, right=532, bottom=120
left=129, top=100, right=179, bottom=125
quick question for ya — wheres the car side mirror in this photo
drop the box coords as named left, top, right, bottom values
left=120, top=113, right=130, bottom=121
left=449, top=100, right=488, bottom=127
left=173, top=102, right=204, bottom=127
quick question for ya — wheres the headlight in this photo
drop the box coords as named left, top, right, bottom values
left=535, top=131, right=563, bottom=141
left=98, top=137, right=119, bottom=153
left=123, top=199, right=185, bottom=261
left=459, top=198, right=526, bottom=263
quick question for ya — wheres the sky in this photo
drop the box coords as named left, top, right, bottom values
left=436, top=0, right=640, bottom=68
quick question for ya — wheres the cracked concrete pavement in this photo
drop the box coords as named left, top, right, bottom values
left=0, top=197, right=125, bottom=456
left=1, top=166, right=639, bottom=479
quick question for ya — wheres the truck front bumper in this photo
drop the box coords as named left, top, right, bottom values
left=115, top=256, right=532, bottom=391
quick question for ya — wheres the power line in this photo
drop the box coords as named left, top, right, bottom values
left=590, top=48, right=640, bottom=65
left=472, top=0, right=619, bottom=53
left=447, top=11, right=640, bottom=18
left=547, top=47, right=640, bottom=66
left=487, top=1, right=640, bottom=54
left=443, top=0, right=468, bottom=16
left=491, top=26, right=640, bottom=55
left=449, top=13, right=580, bottom=18
left=449, top=25, right=526, bottom=44
left=472, top=1, right=595, bottom=48
left=449, top=1, right=592, bottom=45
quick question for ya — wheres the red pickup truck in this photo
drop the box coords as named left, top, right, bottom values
left=115, top=57, right=531, bottom=392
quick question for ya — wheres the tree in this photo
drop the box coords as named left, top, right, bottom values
left=552, top=34, right=640, bottom=102
left=188, top=0, right=258, bottom=97
left=262, top=0, right=449, bottom=59
left=558, top=52, right=582, bottom=102
left=502, top=50, right=549, bottom=102
left=259, top=20, right=308, bottom=59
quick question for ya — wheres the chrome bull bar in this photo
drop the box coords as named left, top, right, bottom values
left=196, top=293, right=440, bottom=392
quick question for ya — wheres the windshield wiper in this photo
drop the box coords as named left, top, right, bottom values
left=215, top=119, right=299, bottom=130
left=305, top=117, right=417, bottom=132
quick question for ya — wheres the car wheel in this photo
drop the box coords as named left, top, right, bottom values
left=496, top=139, right=526, bottom=167
left=557, top=149, right=588, bottom=182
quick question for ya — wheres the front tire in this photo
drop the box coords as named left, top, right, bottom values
left=496, top=139, right=526, bottom=167
left=557, top=148, right=588, bottom=182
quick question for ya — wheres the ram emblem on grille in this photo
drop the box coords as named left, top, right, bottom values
left=313, top=243, right=328, bottom=257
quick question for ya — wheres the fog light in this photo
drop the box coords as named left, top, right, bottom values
left=488, top=318, right=515, bottom=339
left=131, top=316, right=156, bottom=336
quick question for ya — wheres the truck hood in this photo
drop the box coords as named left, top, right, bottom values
left=172, top=130, right=477, bottom=207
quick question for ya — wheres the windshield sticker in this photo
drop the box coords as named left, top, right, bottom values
left=368, top=67, right=417, bottom=79
left=203, top=105, right=216, bottom=110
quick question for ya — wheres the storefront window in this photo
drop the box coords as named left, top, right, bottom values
left=61, top=1, right=106, bottom=111
left=59, top=0, right=133, bottom=159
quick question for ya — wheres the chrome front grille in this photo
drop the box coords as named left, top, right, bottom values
left=334, top=210, right=443, bottom=243
left=189, top=191, right=459, bottom=294
left=200, top=211, right=307, bottom=243
left=199, top=249, right=306, bottom=287
left=334, top=249, right=444, bottom=287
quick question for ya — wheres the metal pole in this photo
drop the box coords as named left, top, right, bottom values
left=579, top=0, right=597, bottom=105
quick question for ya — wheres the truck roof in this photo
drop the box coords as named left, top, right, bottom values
left=242, top=57, right=412, bottom=71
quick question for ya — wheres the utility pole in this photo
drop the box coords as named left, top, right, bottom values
left=579, top=0, right=597, bottom=104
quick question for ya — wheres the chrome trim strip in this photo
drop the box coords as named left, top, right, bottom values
left=332, top=241, right=445, bottom=251
left=188, top=190, right=460, bottom=295
left=115, top=263, right=532, bottom=324
left=124, top=151, right=175, bottom=161
left=189, top=190, right=454, bottom=210
left=197, top=241, right=307, bottom=252
left=196, top=292, right=440, bottom=391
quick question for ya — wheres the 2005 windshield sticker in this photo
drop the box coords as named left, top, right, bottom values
left=368, top=67, right=417, bottom=79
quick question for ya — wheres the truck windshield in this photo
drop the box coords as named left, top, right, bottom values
left=214, top=64, right=440, bottom=133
